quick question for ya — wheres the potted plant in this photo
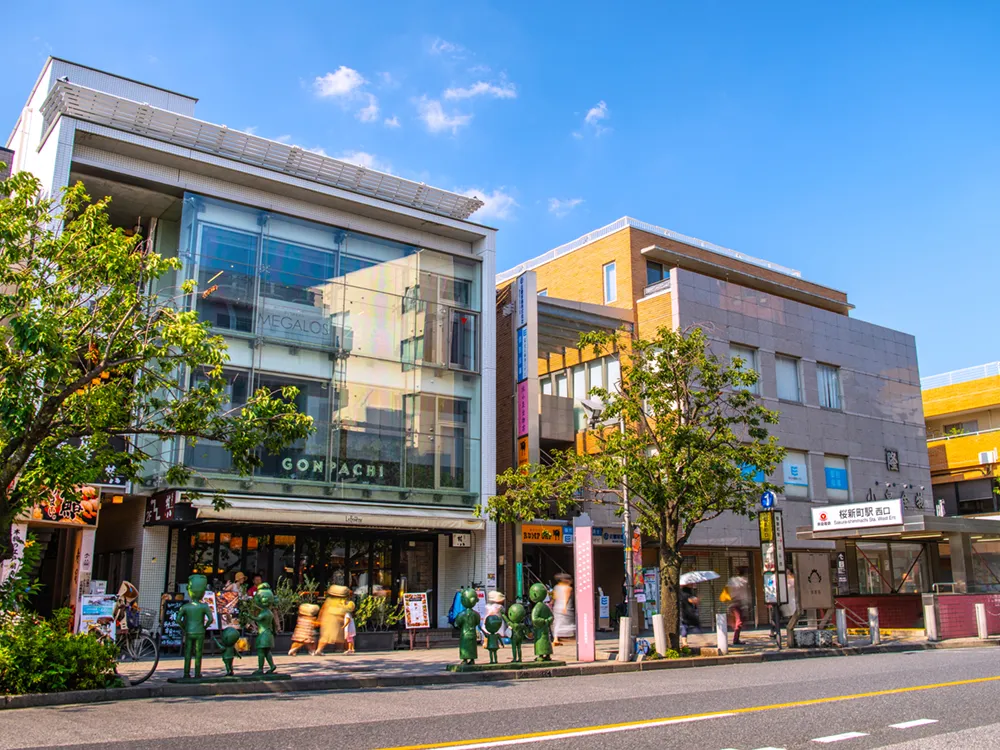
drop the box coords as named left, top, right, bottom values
left=353, top=594, right=403, bottom=651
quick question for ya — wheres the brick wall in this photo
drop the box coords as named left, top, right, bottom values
left=936, top=593, right=1000, bottom=639
left=836, top=595, right=923, bottom=629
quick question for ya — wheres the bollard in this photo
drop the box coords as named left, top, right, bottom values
left=868, top=607, right=880, bottom=645
left=976, top=602, right=989, bottom=640
left=716, top=612, right=729, bottom=655
left=924, top=604, right=938, bottom=642
left=836, top=608, right=848, bottom=646
left=617, top=616, right=632, bottom=662
left=652, top=613, right=667, bottom=656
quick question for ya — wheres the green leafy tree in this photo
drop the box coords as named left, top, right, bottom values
left=0, top=171, right=314, bottom=564
left=488, top=326, right=785, bottom=648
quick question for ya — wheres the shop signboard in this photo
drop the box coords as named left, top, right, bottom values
left=517, top=437, right=529, bottom=466
left=783, top=456, right=808, bottom=487
left=144, top=494, right=197, bottom=525
left=759, top=510, right=787, bottom=604
left=516, top=327, right=528, bottom=383
left=517, top=381, right=529, bottom=437
left=795, top=552, right=834, bottom=610
left=78, top=594, right=117, bottom=638
left=631, top=528, right=644, bottom=599
left=522, top=524, right=565, bottom=544
left=216, top=590, right=240, bottom=630
left=811, top=499, right=903, bottom=532
left=516, top=275, right=527, bottom=328
left=563, top=526, right=574, bottom=545
left=573, top=516, right=596, bottom=662
left=403, top=593, right=431, bottom=629
left=836, top=551, right=850, bottom=595
left=26, top=486, right=100, bottom=527
left=203, top=591, right=221, bottom=630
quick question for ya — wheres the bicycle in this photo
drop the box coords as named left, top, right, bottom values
left=89, top=584, right=160, bottom=686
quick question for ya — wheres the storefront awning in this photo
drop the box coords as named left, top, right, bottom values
left=190, top=496, right=485, bottom=532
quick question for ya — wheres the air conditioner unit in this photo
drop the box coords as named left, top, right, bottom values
left=979, top=449, right=998, bottom=465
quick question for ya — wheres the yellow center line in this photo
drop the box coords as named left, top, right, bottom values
left=378, top=673, right=1000, bottom=750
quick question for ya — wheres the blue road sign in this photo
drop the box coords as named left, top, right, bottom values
left=761, top=490, right=776, bottom=509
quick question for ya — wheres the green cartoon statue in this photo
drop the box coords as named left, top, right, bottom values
left=484, top=614, right=503, bottom=664
left=455, top=588, right=481, bottom=665
left=529, top=583, right=554, bottom=662
left=213, top=626, right=243, bottom=676
left=253, top=583, right=277, bottom=675
left=504, top=602, right=529, bottom=663
left=176, top=574, right=214, bottom=679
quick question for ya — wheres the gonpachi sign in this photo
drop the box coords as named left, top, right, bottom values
left=812, top=499, right=903, bottom=532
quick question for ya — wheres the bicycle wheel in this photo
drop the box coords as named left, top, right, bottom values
left=116, top=633, right=159, bottom=686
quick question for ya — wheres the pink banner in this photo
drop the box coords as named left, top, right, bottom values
left=516, top=380, right=529, bottom=437
left=574, top=524, right=596, bottom=662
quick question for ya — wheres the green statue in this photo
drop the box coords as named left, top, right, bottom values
left=529, top=582, right=554, bottom=661
left=503, top=602, right=529, bottom=663
left=484, top=614, right=503, bottom=664
left=455, top=588, right=481, bottom=665
left=253, top=583, right=277, bottom=675
left=213, top=626, right=243, bottom=676
left=176, top=574, right=214, bottom=678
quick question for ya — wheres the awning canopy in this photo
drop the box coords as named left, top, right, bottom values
left=796, top=513, right=1000, bottom=543
left=536, top=296, right=633, bottom=356
left=190, top=496, right=485, bottom=532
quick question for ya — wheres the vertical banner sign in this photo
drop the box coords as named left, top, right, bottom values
left=759, top=510, right=788, bottom=605
left=836, top=551, right=850, bottom=595
left=516, top=327, right=528, bottom=383
left=516, top=381, right=530, bottom=438
left=631, top=527, right=644, bottom=598
left=516, top=275, right=527, bottom=328
left=573, top=516, right=596, bottom=662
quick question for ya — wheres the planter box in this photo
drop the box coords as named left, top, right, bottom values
left=355, top=631, right=397, bottom=652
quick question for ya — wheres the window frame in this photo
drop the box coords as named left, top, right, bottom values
left=646, top=261, right=666, bottom=286
left=823, top=454, right=850, bottom=501
left=782, top=449, right=810, bottom=499
left=603, top=261, right=617, bottom=304
left=729, top=343, right=760, bottom=395
left=817, top=363, right=843, bottom=410
left=775, top=354, right=802, bottom=403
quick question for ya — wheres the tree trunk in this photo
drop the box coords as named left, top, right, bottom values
left=0, top=492, right=13, bottom=565
left=657, top=521, right=682, bottom=651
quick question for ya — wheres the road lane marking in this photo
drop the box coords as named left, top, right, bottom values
left=379, top=673, right=1000, bottom=750
left=812, top=733, right=869, bottom=743
left=376, top=713, right=735, bottom=750
left=890, top=719, right=938, bottom=729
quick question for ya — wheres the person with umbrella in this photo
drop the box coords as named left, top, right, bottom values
left=678, top=571, right=718, bottom=646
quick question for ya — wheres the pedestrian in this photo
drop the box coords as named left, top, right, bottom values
left=680, top=586, right=701, bottom=646
left=723, top=568, right=750, bottom=646
left=552, top=573, right=575, bottom=646
left=484, top=590, right=510, bottom=640
left=343, top=601, right=357, bottom=654
left=248, top=572, right=264, bottom=597
left=288, top=602, right=319, bottom=656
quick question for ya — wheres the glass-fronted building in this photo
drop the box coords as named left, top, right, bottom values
left=8, top=58, right=496, bottom=628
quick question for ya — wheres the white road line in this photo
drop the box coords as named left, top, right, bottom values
left=890, top=719, right=939, bottom=729
left=812, top=732, right=869, bottom=743
left=425, top=713, right=737, bottom=749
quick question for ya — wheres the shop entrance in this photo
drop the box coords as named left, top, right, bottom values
left=31, top=527, right=77, bottom=618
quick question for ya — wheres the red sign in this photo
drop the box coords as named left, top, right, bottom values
left=29, top=486, right=99, bottom=527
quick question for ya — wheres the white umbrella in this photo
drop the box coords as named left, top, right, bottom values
left=680, top=570, right=720, bottom=585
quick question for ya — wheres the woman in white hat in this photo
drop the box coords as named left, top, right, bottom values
left=484, top=590, right=509, bottom=639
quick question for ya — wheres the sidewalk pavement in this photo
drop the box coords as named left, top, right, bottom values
left=4, top=627, right=989, bottom=711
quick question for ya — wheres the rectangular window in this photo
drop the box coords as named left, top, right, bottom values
left=944, top=420, right=979, bottom=436
left=197, top=226, right=258, bottom=333
left=782, top=450, right=809, bottom=498
left=775, top=355, right=801, bottom=402
left=729, top=344, right=759, bottom=394
left=646, top=261, right=668, bottom=286
left=817, top=364, right=842, bottom=409
left=588, top=359, right=604, bottom=395
left=541, top=378, right=552, bottom=395
left=824, top=455, right=849, bottom=501
left=603, top=262, right=617, bottom=304
left=572, top=366, right=587, bottom=400
left=555, top=373, right=568, bottom=397
left=449, top=311, right=477, bottom=371
left=606, top=355, right=621, bottom=394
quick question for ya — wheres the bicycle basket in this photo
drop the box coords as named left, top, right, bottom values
left=139, top=609, right=156, bottom=631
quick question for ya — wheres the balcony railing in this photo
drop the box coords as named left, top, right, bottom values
left=927, top=426, right=1000, bottom=443
left=642, top=278, right=671, bottom=297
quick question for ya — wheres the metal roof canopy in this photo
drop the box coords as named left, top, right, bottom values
left=536, top=296, right=633, bottom=356
left=796, top=513, right=1000, bottom=543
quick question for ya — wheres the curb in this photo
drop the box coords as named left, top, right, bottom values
left=0, top=640, right=974, bottom=711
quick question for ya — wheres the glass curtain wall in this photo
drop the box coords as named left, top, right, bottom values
left=177, top=194, right=482, bottom=505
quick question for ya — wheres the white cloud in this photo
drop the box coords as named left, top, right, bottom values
left=307, top=146, right=329, bottom=157
left=336, top=150, right=392, bottom=173
left=462, top=187, right=517, bottom=221
left=384, top=115, right=401, bottom=128
left=313, top=66, right=367, bottom=98
left=430, top=38, right=466, bottom=57
left=444, top=80, right=517, bottom=100
left=274, top=134, right=293, bottom=144
left=357, top=93, right=380, bottom=123
left=583, top=100, right=611, bottom=135
left=468, top=64, right=491, bottom=74
left=548, top=198, right=584, bottom=218
left=378, top=71, right=397, bottom=87
left=416, top=96, right=473, bottom=134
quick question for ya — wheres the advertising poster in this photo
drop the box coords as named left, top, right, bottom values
left=78, top=594, right=117, bottom=638
left=203, top=590, right=221, bottom=630
left=29, top=486, right=100, bottom=527
left=160, top=596, right=184, bottom=649
left=215, top=590, right=240, bottom=630
left=403, top=593, right=430, bottom=629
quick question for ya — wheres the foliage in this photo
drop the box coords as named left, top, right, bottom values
left=0, top=532, right=44, bottom=611
left=354, top=594, right=403, bottom=632
left=272, top=577, right=301, bottom=631
left=645, top=647, right=693, bottom=660
left=0, top=171, right=314, bottom=563
left=0, top=609, right=118, bottom=694
left=487, top=326, right=785, bottom=649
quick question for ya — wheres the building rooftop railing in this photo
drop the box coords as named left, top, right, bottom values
left=921, top=362, right=1000, bottom=390
left=927, top=425, right=1000, bottom=443
left=39, top=80, right=485, bottom=222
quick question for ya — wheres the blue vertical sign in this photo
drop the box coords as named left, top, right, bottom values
left=516, top=327, right=528, bottom=383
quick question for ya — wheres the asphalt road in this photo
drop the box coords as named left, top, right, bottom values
left=4, top=648, right=1000, bottom=749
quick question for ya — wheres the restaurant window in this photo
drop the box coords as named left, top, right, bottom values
left=327, top=537, right=347, bottom=587
left=244, top=534, right=268, bottom=582
left=372, top=538, right=393, bottom=596
left=646, top=261, right=667, bottom=286
left=217, top=532, right=243, bottom=581
left=775, top=355, right=801, bottom=402
left=782, top=450, right=809, bottom=498
left=189, top=532, right=217, bottom=576
left=824, top=455, right=849, bottom=501
left=817, top=364, right=842, bottom=410
left=272, top=535, right=296, bottom=583
left=603, top=262, right=617, bottom=304
left=349, top=539, right=372, bottom=597
left=729, top=344, right=759, bottom=394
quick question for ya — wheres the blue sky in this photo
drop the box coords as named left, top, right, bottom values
left=3, top=2, right=999, bottom=377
